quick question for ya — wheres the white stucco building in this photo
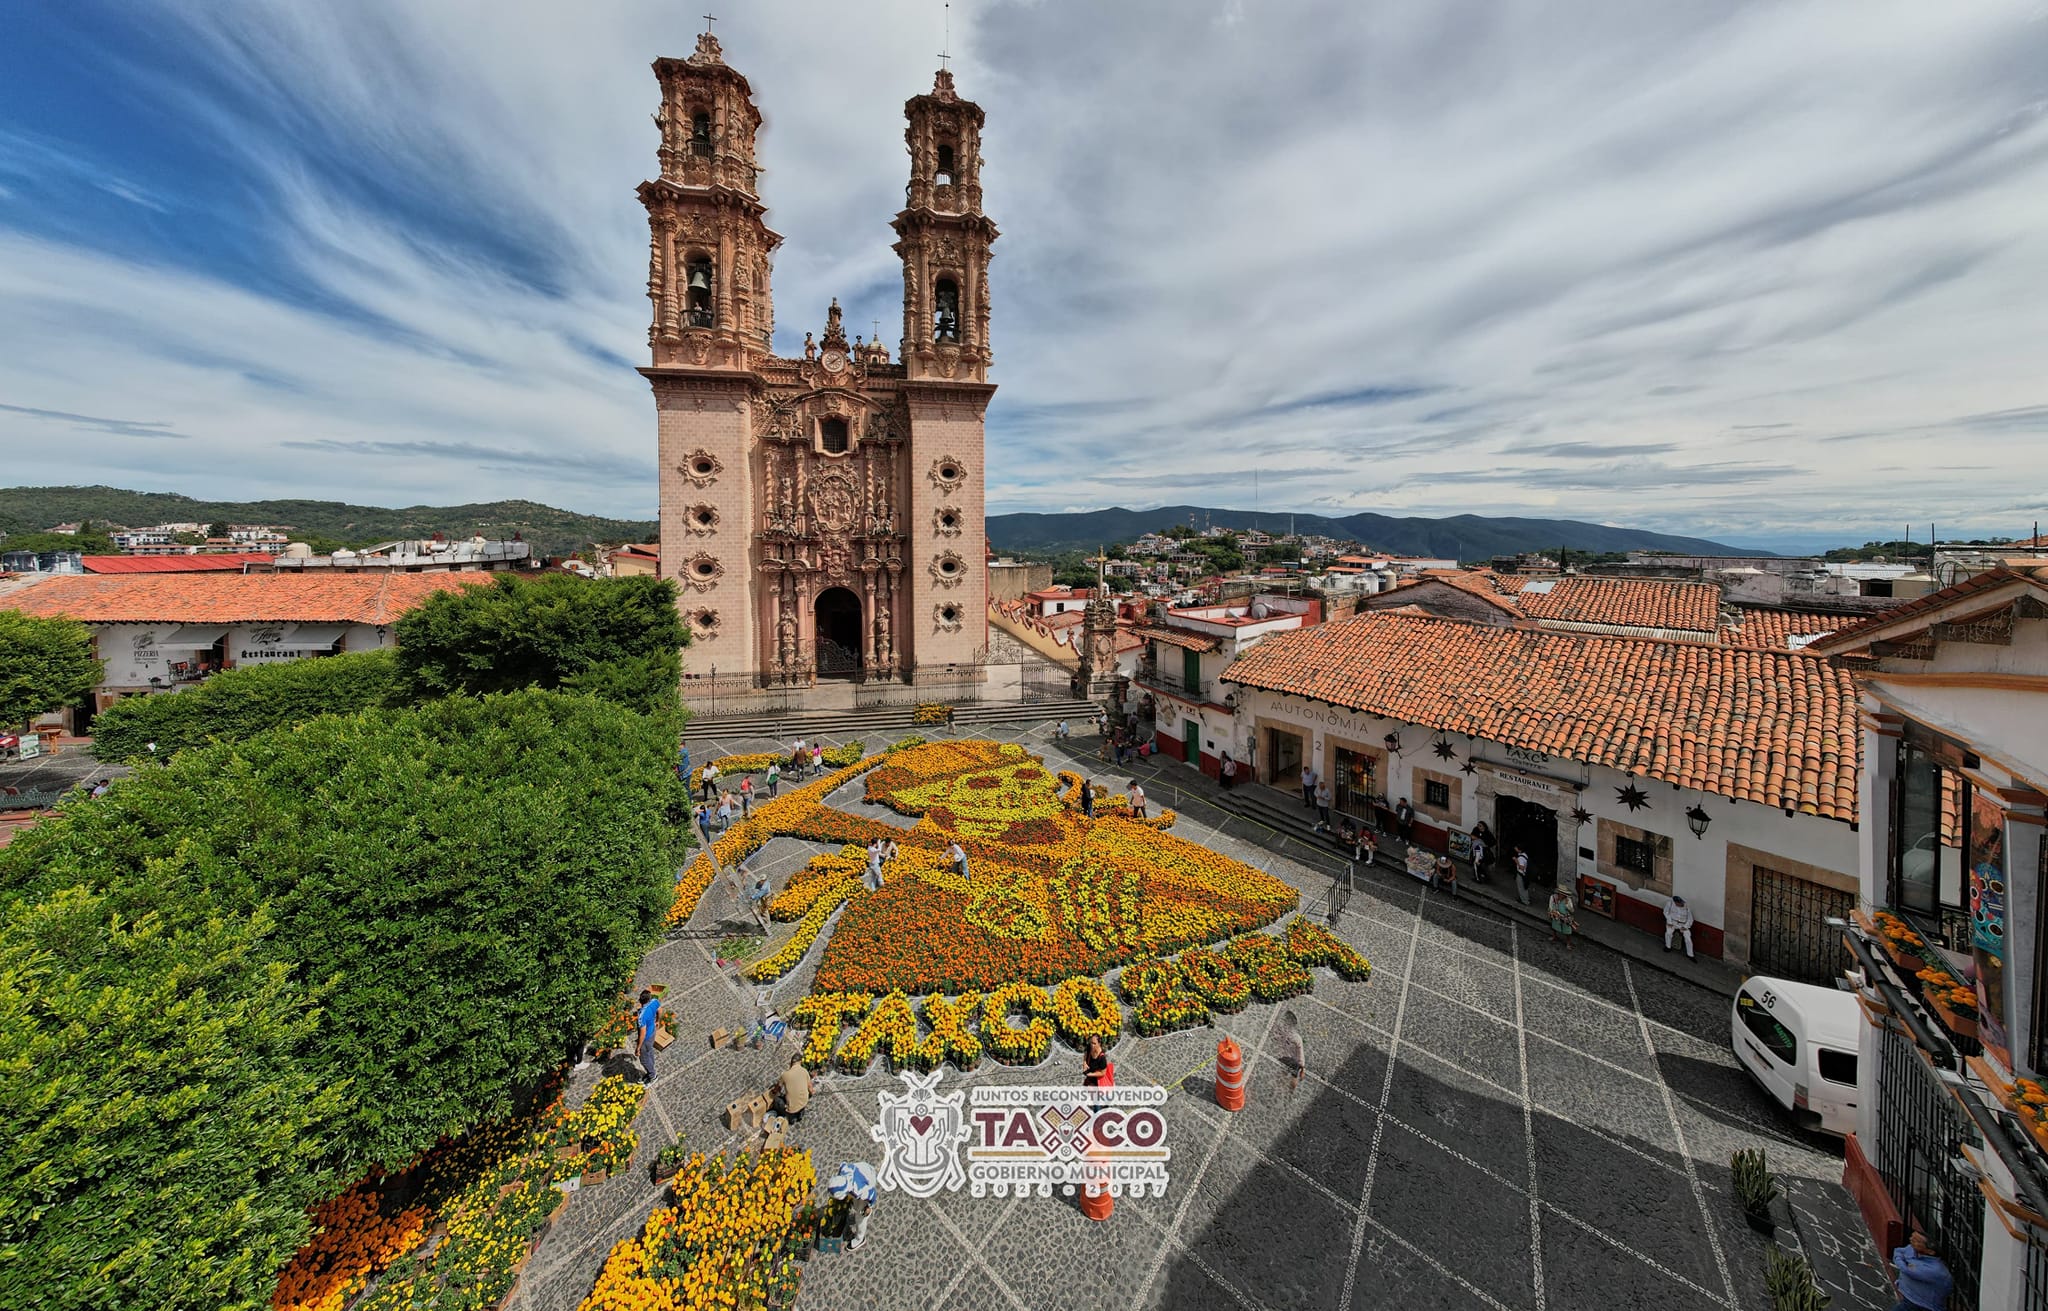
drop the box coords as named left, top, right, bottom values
left=1218, top=612, right=1862, bottom=971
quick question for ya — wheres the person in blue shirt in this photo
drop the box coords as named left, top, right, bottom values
left=637, top=988, right=662, bottom=1084
left=678, top=742, right=691, bottom=784
left=1891, top=1230, right=1953, bottom=1311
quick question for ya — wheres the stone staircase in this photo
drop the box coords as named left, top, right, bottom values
left=1214, top=779, right=1362, bottom=853
left=684, top=697, right=1101, bottom=744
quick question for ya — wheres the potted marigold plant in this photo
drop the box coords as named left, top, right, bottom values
left=1873, top=910, right=1926, bottom=971
left=1917, top=967, right=1979, bottom=1041
left=2010, top=1077, right=2048, bottom=1154
left=650, top=1136, right=691, bottom=1186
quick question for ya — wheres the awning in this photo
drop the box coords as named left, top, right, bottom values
left=282, top=623, right=350, bottom=647
left=160, top=625, right=229, bottom=647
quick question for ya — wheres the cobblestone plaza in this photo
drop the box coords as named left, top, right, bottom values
left=505, top=722, right=1891, bottom=1311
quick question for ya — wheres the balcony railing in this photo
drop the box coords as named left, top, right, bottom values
left=1135, top=662, right=1206, bottom=700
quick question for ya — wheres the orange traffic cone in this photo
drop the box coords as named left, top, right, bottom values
left=1215, top=1037, right=1246, bottom=1112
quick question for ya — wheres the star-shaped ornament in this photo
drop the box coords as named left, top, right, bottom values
left=1433, top=739, right=1457, bottom=761
left=1615, top=783, right=1650, bottom=812
left=1459, top=760, right=1478, bottom=775
left=1571, top=806, right=1594, bottom=827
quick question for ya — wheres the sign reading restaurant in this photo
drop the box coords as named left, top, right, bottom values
left=237, top=625, right=327, bottom=662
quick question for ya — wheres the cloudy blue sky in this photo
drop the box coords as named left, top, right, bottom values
left=3, top=1, right=2046, bottom=550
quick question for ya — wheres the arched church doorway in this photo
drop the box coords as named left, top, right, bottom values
left=814, top=587, right=864, bottom=680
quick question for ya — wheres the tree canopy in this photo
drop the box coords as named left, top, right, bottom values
left=0, top=690, right=684, bottom=1310
left=90, top=650, right=402, bottom=760
left=0, top=612, right=102, bottom=730
left=395, top=573, right=686, bottom=713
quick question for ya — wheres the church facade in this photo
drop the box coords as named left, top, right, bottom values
left=638, top=33, right=995, bottom=694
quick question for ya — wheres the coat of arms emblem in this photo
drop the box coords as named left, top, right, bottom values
left=871, top=1069, right=969, bottom=1199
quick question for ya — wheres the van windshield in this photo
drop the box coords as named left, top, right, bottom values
left=1739, top=996, right=1797, bottom=1065
left=1818, top=1048, right=1858, bottom=1086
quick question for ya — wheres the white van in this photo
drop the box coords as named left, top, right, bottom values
left=1732, top=976, right=1862, bottom=1136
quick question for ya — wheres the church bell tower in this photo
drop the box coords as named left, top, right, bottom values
left=894, top=69, right=997, bottom=383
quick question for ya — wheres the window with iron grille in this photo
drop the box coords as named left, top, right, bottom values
left=1423, top=779, right=1450, bottom=809
left=1615, top=834, right=1656, bottom=875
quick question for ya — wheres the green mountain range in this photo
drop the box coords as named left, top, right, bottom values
left=987, top=505, right=1758, bottom=561
left=0, top=486, right=656, bottom=560
left=1, top=487, right=1760, bottom=567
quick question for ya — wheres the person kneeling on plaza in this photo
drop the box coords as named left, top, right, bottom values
left=770, top=1057, right=812, bottom=1123
left=1663, top=895, right=1696, bottom=959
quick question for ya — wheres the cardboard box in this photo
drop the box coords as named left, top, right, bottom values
left=723, top=1099, right=748, bottom=1131
left=708, top=1028, right=732, bottom=1050
left=654, top=1027, right=675, bottom=1050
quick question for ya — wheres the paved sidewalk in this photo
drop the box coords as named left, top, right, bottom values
left=507, top=718, right=1886, bottom=1311
left=1109, top=742, right=1745, bottom=997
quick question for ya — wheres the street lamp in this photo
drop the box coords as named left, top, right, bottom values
left=1685, top=803, right=1712, bottom=839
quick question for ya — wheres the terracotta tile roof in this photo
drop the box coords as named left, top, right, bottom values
left=80, top=553, right=276, bottom=574
left=1720, top=607, right=1844, bottom=651
left=1387, top=572, right=1521, bottom=615
left=1129, top=624, right=1222, bottom=653
left=4, top=572, right=492, bottom=626
left=1221, top=612, right=1858, bottom=820
left=1512, top=576, right=1721, bottom=634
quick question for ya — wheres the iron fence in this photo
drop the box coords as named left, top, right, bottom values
left=2026, top=1226, right=2048, bottom=1311
left=1874, top=1027, right=1983, bottom=1310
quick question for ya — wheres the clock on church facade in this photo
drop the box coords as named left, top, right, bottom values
left=637, top=32, right=996, bottom=696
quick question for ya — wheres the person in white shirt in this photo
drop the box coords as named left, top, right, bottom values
left=1663, top=895, right=1696, bottom=959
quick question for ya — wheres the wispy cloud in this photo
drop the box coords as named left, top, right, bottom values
left=0, top=400, right=187, bottom=439
left=0, top=0, right=2043, bottom=541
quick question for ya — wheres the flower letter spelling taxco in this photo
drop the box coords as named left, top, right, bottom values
left=871, top=1070, right=971, bottom=1199
left=871, top=1073, right=1171, bottom=1201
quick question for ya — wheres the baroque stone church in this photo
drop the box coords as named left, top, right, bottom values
left=639, top=32, right=995, bottom=695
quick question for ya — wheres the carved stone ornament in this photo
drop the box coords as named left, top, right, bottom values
left=933, top=601, right=964, bottom=632
left=690, top=609, right=720, bottom=639
left=933, top=506, right=963, bottom=536
left=681, top=553, right=725, bottom=593
left=928, top=456, right=967, bottom=492
left=808, top=470, right=858, bottom=533
left=680, top=450, right=724, bottom=487
left=684, top=504, right=719, bottom=535
left=928, top=550, right=967, bottom=588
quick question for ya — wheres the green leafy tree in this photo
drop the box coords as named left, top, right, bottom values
left=395, top=574, right=687, bottom=712
left=0, top=891, right=344, bottom=1311
left=0, top=690, right=684, bottom=1309
left=1824, top=539, right=1934, bottom=562
left=0, top=612, right=102, bottom=730
left=90, top=650, right=401, bottom=760
left=0, top=530, right=118, bottom=556
left=207, top=521, right=231, bottom=538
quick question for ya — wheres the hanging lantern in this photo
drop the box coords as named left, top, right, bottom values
left=1685, top=803, right=1712, bottom=839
